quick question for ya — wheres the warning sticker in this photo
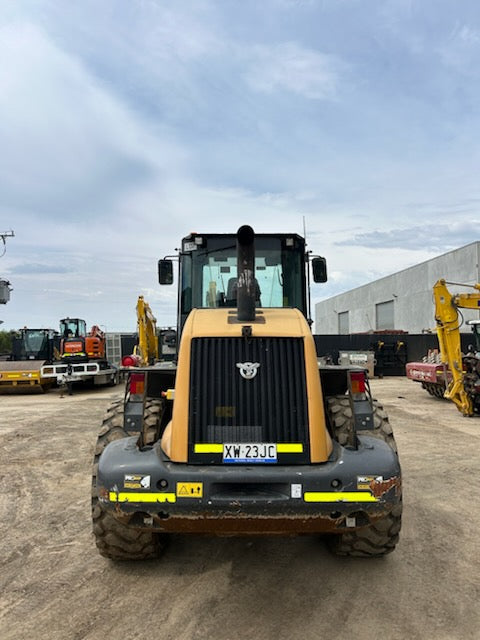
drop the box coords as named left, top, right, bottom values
left=176, top=482, right=203, bottom=498
left=357, top=475, right=383, bottom=490
left=124, top=474, right=151, bottom=490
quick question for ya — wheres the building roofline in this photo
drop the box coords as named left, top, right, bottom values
left=319, top=241, right=480, bottom=304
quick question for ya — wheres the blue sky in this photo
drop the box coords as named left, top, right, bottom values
left=1, top=0, right=479, bottom=332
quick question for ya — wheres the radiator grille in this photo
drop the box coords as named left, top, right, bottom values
left=189, top=337, right=309, bottom=462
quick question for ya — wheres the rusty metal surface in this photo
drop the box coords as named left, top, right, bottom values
left=369, top=475, right=402, bottom=498
left=109, top=505, right=397, bottom=535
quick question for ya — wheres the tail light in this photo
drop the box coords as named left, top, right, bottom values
left=129, top=373, right=145, bottom=395
left=349, top=371, right=366, bottom=396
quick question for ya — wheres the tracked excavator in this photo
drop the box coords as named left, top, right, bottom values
left=40, top=318, right=117, bottom=390
left=60, top=318, right=106, bottom=362
left=406, top=279, right=480, bottom=416
left=92, top=226, right=402, bottom=560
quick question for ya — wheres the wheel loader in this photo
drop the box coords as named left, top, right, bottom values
left=92, top=226, right=402, bottom=560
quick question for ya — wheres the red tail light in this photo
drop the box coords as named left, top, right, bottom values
left=129, top=373, right=145, bottom=395
left=349, top=371, right=366, bottom=394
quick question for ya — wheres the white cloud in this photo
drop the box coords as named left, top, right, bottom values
left=439, top=23, right=480, bottom=72
left=1, top=1, right=480, bottom=333
left=243, top=42, right=345, bottom=100
left=0, top=22, right=185, bottom=220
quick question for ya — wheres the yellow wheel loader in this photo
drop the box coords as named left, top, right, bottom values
left=92, top=226, right=402, bottom=559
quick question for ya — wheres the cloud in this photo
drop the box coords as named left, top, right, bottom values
left=11, top=263, right=74, bottom=275
left=439, top=23, right=480, bottom=73
left=0, top=22, right=183, bottom=221
left=336, top=221, right=479, bottom=251
left=243, top=42, right=345, bottom=100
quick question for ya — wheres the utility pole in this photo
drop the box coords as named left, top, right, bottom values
left=1, top=230, right=15, bottom=257
left=0, top=230, right=14, bottom=305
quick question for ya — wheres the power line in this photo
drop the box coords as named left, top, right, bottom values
left=0, top=230, right=15, bottom=258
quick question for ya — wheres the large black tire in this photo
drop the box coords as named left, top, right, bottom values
left=328, top=502, right=402, bottom=558
left=142, top=398, right=165, bottom=445
left=325, top=395, right=402, bottom=557
left=91, top=398, right=167, bottom=560
left=326, top=394, right=397, bottom=452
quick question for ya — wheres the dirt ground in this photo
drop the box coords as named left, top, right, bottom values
left=1, top=376, right=479, bottom=640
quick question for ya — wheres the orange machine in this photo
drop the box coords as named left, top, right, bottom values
left=60, top=318, right=105, bottom=362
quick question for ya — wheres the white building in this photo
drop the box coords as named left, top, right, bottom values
left=315, top=242, right=480, bottom=335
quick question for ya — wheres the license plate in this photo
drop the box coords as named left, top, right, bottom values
left=223, top=443, right=277, bottom=463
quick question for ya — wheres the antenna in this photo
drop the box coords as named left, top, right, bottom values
left=303, top=216, right=313, bottom=326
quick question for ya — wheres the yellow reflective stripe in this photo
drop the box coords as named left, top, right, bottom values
left=194, top=443, right=303, bottom=454
left=277, top=443, right=303, bottom=453
left=304, top=491, right=378, bottom=503
left=109, top=492, right=176, bottom=503
left=194, top=444, right=223, bottom=453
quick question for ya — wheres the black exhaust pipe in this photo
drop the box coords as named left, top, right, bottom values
left=237, top=225, right=256, bottom=322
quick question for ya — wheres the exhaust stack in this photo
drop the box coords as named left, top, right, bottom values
left=236, top=225, right=256, bottom=322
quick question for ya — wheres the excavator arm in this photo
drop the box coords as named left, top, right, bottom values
left=135, top=296, right=159, bottom=365
left=433, top=279, right=480, bottom=416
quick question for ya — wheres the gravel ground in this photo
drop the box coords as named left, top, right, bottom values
left=1, top=376, right=479, bottom=640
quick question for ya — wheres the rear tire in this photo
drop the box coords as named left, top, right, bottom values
left=325, top=395, right=402, bottom=557
left=326, top=395, right=397, bottom=452
left=328, top=502, right=402, bottom=558
left=92, top=398, right=167, bottom=560
left=142, top=398, right=165, bottom=445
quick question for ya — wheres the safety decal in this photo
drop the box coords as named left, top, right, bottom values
left=176, top=482, right=203, bottom=498
left=109, top=491, right=176, bottom=503
left=123, top=474, right=151, bottom=490
left=303, top=491, right=379, bottom=503
left=357, top=475, right=383, bottom=490
left=291, top=484, right=302, bottom=498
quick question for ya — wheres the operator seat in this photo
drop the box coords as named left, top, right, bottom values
left=226, top=277, right=262, bottom=306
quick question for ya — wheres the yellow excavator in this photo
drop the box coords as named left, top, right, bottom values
left=433, top=279, right=480, bottom=416
left=121, top=296, right=159, bottom=367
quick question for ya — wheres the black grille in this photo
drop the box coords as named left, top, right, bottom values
left=189, top=337, right=309, bottom=461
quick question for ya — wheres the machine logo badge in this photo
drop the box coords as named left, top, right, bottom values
left=236, top=361, right=260, bottom=380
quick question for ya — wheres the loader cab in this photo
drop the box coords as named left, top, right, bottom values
left=159, top=232, right=327, bottom=337
left=12, top=328, right=57, bottom=361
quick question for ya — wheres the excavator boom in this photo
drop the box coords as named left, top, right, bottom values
left=433, top=279, right=480, bottom=416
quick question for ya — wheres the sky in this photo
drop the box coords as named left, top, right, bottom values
left=1, top=0, right=479, bottom=333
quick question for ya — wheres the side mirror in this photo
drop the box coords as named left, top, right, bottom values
left=312, top=257, right=327, bottom=283
left=158, top=259, right=174, bottom=285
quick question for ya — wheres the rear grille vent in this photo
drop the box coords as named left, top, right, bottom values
left=189, top=337, right=309, bottom=459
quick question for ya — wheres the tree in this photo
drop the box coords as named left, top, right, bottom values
left=0, top=330, right=14, bottom=355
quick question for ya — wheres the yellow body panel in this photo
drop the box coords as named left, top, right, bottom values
left=162, top=308, right=332, bottom=463
left=0, top=361, right=47, bottom=389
